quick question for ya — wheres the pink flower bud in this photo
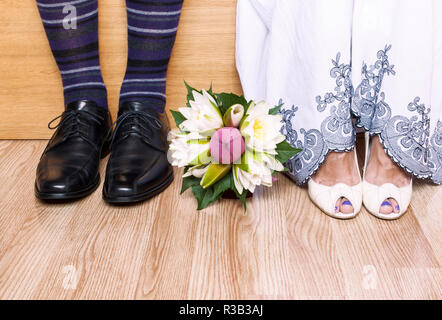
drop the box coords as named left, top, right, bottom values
left=210, top=127, right=245, bottom=164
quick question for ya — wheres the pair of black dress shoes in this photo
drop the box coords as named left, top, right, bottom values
left=35, top=100, right=173, bottom=204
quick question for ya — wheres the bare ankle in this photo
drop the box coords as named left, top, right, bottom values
left=312, top=150, right=360, bottom=186
left=366, top=135, right=411, bottom=187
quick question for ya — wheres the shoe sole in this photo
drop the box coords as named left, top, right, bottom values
left=102, top=173, right=174, bottom=205
left=367, top=210, right=405, bottom=221
left=321, top=210, right=360, bottom=220
left=35, top=174, right=100, bottom=201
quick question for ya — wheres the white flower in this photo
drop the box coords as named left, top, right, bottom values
left=168, top=90, right=222, bottom=169
left=169, top=95, right=288, bottom=196
left=233, top=153, right=273, bottom=194
left=262, top=153, right=284, bottom=171
left=245, top=100, right=271, bottom=118
left=182, top=164, right=209, bottom=178
left=168, top=130, right=210, bottom=167
left=178, top=89, right=223, bottom=136
left=223, top=104, right=244, bottom=127
left=233, top=102, right=286, bottom=194
left=240, top=101, right=285, bottom=154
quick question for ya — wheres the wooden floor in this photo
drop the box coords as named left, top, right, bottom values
left=0, top=140, right=440, bottom=300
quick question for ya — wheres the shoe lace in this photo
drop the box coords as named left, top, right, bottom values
left=106, top=110, right=163, bottom=150
left=47, top=109, right=104, bottom=152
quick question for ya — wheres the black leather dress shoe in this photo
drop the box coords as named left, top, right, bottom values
left=103, top=101, right=173, bottom=204
left=35, top=100, right=112, bottom=200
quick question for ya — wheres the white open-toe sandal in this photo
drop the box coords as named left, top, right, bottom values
left=308, top=149, right=362, bottom=219
left=362, top=132, right=412, bottom=220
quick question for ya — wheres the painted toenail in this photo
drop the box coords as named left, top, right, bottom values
left=342, top=201, right=352, bottom=206
left=381, top=201, right=391, bottom=206
left=395, top=205, right=400, bottom=211
left=335, top=206, right=338, bottom=211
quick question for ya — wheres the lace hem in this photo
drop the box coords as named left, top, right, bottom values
left=283, top=145, right=355, bottom=186
left=280, top=45, right=441, bottom=185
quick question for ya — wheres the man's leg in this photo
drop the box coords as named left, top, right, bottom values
left=35, top=0, right=111, bottom=201
left=36, top=0, right=107, bottom=108
left=102, top=0, right=183, bottom=203
left=119, top=0, right=183, bottom=111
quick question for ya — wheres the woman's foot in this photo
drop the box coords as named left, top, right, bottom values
left=312, top=150, right=361, bottom=214
left=364, top=136, right=411, bottom=214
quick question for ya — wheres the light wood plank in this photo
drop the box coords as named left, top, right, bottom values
left=0, top=140, right=440, bottom=299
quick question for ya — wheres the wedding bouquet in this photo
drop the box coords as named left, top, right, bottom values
left=168, top=83, right=300, bottom=210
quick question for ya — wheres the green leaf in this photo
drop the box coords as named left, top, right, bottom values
left=184, top=80, right=201, bottom=108
left=187, top=139, right=210, bottom=144
left=198, top=188, right=220, bottom=209
left=243, top=100, right=253, bottom=115
left=269, top=101, right=284, bottom=115
left=275, top=140, right=302, bottom=164
left=190, top=184, right=208, bottom=210
left=215, top=93, right=248, bottom=116
left=212, top=172, right=233, bottom=199
left=170, top=110, right=186, bottom=127
left=191, top=172, right=232, bottom=210
left=200, top=163, right=232, bottom=189
left=184, top=170, right=248, bottom=211
left=181, top=175, right=200, bottom=194
left=182, top=170, right=220, bottom=210
left=188, top=149, right=211, bottom=166
left=207, top=82, right=214, bottom=95
left=235, top=152, right=249, bottom=172
left=232, top=183, right=247, bottom=211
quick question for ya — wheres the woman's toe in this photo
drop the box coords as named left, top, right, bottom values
left=389, top=198, right=400, bottom=213
left=379, top=199, right=393, bottom=214
left=335, top=198, right=341, bottom=213
left=340, top=198, right=354, bottom=214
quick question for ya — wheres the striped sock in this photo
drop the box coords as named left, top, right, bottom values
left=36, top=0, right=108, bottom=109
left=120, top=0, right=183, bottom=112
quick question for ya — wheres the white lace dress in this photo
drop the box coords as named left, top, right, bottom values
left=236, top=0, right=442, bottom=184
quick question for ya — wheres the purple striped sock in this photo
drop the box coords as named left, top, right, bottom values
left=120, top=0, right=183, bottom=112
left=36, top=0, right=108, bottom=109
